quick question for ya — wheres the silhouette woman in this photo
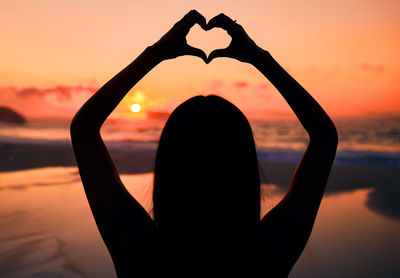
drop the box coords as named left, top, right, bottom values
left=71, top=10, right=338, bottom=278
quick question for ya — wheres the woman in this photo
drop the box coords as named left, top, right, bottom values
left=71, top=10, right=338, bottom=278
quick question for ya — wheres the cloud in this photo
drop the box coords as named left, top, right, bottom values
left=17, top=87, right=43, bottom=98
left=303, top=65, right=342, bottom=84
left=252, top=83, right=269, bottom=93
left=232, top=81, right=249, bottom=89
left=202, top=79, right=275, bottom=118
left=207, top=79, right=224, bottom=92
left=16, top=85, right=97, bottom=101
left=205, top=79, right=271, bottom=99
left=0, top=85, right=99, bottom=118
left=361, top=64, right=384, bottom=73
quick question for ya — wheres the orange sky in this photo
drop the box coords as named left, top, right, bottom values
left=0, top=0, right=399, bottom=119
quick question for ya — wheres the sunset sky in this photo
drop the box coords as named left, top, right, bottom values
left=0, top=0, right=399, bottom=119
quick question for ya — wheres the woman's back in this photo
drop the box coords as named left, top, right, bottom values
left=152, top=226, right=259, bottom=277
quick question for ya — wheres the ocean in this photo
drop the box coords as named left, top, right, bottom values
left=1, top=116, right=399, bottom=168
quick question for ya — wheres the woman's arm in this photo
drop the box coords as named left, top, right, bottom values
left=206, top=14, right=338, bottom=276
left=70, top=48, right=159, bottom=276
left=70, top=10, right=207, bottom=276
left=255, top=49, right=338, bottom=277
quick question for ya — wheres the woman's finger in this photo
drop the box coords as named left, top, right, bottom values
left=179, top=10, right=207, bottom=33
left=206, top=48, right=232, bottom=64
left=183, top=45, right=208, bottom=63
left=187, top=10, right=207, bottom=29
left=206, top=13, right=237, bottom=35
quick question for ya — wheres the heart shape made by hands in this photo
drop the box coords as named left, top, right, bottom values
left=186, top=24, right=231, bottom=57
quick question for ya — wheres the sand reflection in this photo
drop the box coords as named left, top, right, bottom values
left=0, top=167, right=399, bottom=277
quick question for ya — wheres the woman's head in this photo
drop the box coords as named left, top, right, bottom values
left=152, top=95, right=260, bottom=274
left=153, top=95, right=260, bottom=231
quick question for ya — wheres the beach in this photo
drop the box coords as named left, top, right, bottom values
left=1, top=0, right=399, bottom=276
left=1, top=134, right=400, bottom=277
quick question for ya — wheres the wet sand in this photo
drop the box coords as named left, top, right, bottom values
left=0, top=167, right=399, bottom=277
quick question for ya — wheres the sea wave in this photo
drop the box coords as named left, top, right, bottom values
left=1, top=135, right=399, bottom=168
left=257, top=147, right=400, bottom=167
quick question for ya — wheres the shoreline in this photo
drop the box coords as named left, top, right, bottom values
left=1, top=136, right=399, bottom=188
left=1, top=136, right=399, bottom=220
left=1, top=135, right=399, bottom=173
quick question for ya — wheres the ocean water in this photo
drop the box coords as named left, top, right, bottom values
left=0, top=116, right=399, bottom=167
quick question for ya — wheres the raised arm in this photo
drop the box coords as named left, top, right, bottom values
left=70, top=10, right=207, bottom=277
left=206, top=14, right=338, bottom=276
left=255, top=47, right=338, bottom=277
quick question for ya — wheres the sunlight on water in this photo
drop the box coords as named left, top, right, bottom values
left=1, top=116, right=399, bottom=152
left=1, top=117, right=399, bottom=170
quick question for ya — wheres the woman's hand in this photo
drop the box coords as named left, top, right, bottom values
left=205, top=13, right=265, bottom=65
left=151, top=10, right=208, bottom=63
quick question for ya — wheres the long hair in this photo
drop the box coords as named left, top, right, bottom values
left=152, top=95, right=260, bottom=276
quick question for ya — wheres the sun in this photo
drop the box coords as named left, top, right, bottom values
left=130, top=103, right=141, bottom=113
